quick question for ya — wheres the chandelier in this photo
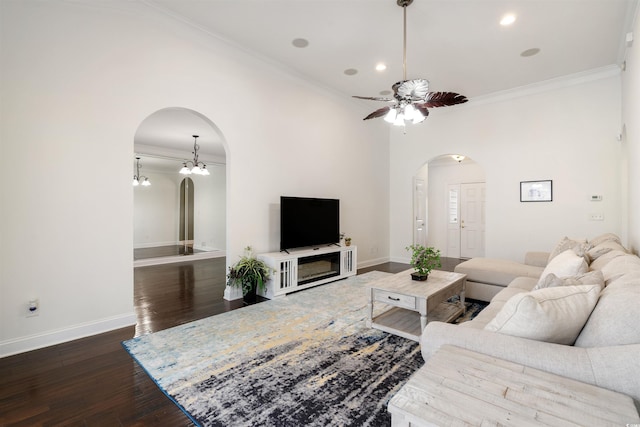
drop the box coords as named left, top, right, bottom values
left=179, top=135, right=210, bottom=176
left=132, top=157, right=151, bottom=187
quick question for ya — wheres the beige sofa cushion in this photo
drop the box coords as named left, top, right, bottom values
left=575, top=276, right=640, bottom=347
left=454, top=258, right=543, bottom=287
left=589, top=249, right=628, bottom=271
left=485, top=285, right=600, bottom=345
left=599, top=255, right=640, bottom=285
left=536, top=249, right=588, bottom=288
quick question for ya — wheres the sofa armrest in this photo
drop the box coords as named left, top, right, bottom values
left=524, top=251, right=549, bottom=267
left=421, top=322, right=640, bottom=404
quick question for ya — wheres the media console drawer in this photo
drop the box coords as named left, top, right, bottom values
left=373, top=290, right=416, bottom=310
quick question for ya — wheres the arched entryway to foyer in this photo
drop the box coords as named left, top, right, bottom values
left=414, top=154, right=486, bottom=259
left=133, top=107, right=228, bottom=266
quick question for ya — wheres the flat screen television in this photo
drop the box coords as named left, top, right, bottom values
left=280, top=196, right=340, bottom=251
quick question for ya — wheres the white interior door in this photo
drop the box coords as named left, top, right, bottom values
left=460, top=182, right=486, bottom=258
left=446, top=184, right=461, bottom=258
left=413, top=177, right=427, bottom=246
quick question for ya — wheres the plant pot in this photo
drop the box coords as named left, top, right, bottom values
left=243, top=285, right=257, bottom=304
left=411, top=272, right=428, bottom=281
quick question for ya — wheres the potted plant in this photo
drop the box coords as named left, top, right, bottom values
left=227, top=246, right=272, bottom=303
left=344, top=237, right=352, bottom=246
left=406, top=244, right=441, bottom=281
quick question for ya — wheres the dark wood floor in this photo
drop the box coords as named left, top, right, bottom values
left=0, top=258, right=462, bottom=426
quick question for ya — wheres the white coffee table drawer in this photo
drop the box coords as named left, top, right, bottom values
left=373, top=289, right=416, bottom=310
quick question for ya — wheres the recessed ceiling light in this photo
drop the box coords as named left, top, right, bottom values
left=344, top=68, right=358, bottom=76
left=292, top=38, right=309, bottom=48
left=521, top=48, right=540, bottom=57
left=375, top=63, right=387, bottom=72
left=379, top=90, right=392, bottom=96
left=500, top=14, right=516, bottom=26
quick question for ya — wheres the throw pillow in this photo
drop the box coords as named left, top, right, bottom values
left=547, top=236, right=587, bottom=264
left=484, top=285, right=601, bottom=345
left=588, top=233, right=621, bottom=248
left=533, top=270, right=604, bottom=291
left=537, top=249, right=588, bottom=288
left=587, top=240, right=627, bottom=262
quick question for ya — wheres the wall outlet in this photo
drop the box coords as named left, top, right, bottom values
left=27, top=299, right=39, bottom=317
left=589, top=213, right=604, bottom=221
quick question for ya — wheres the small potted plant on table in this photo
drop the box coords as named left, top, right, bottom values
left=227, top=246, right=272, bottom=303
left=406, top=244, right=441, bottom=281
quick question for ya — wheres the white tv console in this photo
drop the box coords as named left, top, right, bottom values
left=257, top=245, right=357, bottom=299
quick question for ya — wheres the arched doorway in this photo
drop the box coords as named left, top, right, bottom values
left=132, top=107, right=227, bottom=266
left=414, top=154, right=486, bottom=259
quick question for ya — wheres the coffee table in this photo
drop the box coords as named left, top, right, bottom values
left=366, top=269, right=466, bottom=342
left=389, top=345, right=640, bottom=426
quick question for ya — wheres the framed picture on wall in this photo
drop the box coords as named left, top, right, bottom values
left=520, top=180, right=553, bottom=202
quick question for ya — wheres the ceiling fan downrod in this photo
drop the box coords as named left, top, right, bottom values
left=397, top=0, right=413, bottom=81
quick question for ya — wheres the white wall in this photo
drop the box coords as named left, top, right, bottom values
left=623, top=5, right=640, bottom=254
left=191, top=166, right=226, bottom=251
left=390, top=70, right=623, bottom=263
left=134, top=170, right=180, bottom=247
left=0, top=1, right=389, bottom=356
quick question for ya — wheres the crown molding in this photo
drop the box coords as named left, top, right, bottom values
left=468, top=65, right=621, bottom=108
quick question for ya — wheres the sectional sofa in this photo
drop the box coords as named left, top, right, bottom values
left=420, top=233, right=640, bottom=408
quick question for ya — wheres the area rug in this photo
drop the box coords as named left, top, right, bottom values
left=122, top=271, right=486, bottom=426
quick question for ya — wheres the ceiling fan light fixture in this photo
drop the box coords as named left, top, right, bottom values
left=393, top=112, right=406, bottom=126
left=384, top=108, right=397, bottom=123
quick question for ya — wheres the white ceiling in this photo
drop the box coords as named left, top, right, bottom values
left=136, top=0, right=637, bottom=157
left=149, top=0, right=636, bottom=100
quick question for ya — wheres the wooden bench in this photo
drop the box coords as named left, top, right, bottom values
left=389, top=345, right=640, bottom=426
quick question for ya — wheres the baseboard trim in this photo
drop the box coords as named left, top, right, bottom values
left=134, top=250, right=226, bottom=267
left=357, top=257, right=391, bottom=269
left=0, top=312, right=137, bottom=358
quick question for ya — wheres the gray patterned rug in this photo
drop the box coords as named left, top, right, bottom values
left=122, top=271, right=486, bottom=426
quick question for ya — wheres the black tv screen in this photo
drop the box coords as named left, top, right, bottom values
left=280, top=196, right=340, bottom=251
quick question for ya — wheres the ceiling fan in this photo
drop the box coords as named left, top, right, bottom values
left=353, top=0, right=468, bottom=126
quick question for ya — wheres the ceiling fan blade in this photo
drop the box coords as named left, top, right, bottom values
left=414, top=104, right=430, bottom=118
left=419, top=92, right=468, bottom=108
left=352, top=95, right=395, bottom=102
left=363, top=106, right=391, bottom=120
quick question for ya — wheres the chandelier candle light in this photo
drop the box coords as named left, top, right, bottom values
left=353, top=0, right=468, bottom=126
left=179, top=135, right=210, bottom=176
left=132, top=157, right=151, bottom=187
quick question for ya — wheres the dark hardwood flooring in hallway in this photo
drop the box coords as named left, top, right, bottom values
left=0, top=257, right=463, bottom=426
